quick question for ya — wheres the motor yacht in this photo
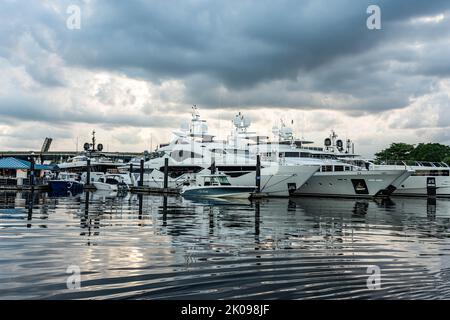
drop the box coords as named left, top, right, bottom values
left=48, top=172, right=84, bottom=194
left=247, top=123, right=412, bottom=198
left=181, top=173, right=255, bottom=199
left=93, top=173, right=130, bottom=191
left=137, top=107, right=320, bottom=197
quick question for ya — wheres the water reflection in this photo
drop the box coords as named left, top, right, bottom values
left=1, top=191, right=450, bottom=299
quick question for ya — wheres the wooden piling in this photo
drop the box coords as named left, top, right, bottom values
left=139, top=159, right=144, bottom=187
left=129, top=162, right=134, bottom=185
left=86, top=159, right=91, bottom=186
left=163, top=158, right=169, bottom=189
left=211, top=155, right=216, bottom=174
left=256, top=154, right=261, bottom=193
left=29, top=156, right=35, bottom=193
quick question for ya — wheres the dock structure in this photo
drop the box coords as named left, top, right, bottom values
left=0, top=151, right=144, bottom=163
left=129, top=156, right=180, bottom=195
left=0, top=185, right=50, bottom=192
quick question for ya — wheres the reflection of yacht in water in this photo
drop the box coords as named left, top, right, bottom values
left=288, top=197, right=370, bottom=216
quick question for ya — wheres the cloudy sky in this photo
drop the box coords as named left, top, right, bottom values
left=1, top=0, right=449, bottom=156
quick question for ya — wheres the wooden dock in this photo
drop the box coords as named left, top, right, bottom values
left=0, top=185, right=50, bottom=192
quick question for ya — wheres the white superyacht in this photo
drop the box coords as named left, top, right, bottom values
left=244, top=121, right=412, bottom=198
left=139, top=106, right=320, bottom=197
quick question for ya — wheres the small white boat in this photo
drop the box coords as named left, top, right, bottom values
left=93, top=174, right=129, bottom=192
left=181, top=174, right=255, bottom=199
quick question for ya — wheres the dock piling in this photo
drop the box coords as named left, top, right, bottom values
left=139, top=159, right=144, bottom=187
left=256, top=154, right=261, bottom=193
left=163, top=158, right=169, bottom=189
left=86, top=159, right=91, bottom=186
left=211, top=155, right=216, bottom=174
left=29, top=156, right=35, bottom=193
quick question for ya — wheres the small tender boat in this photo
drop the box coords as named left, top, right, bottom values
left=48, top=172, right=84, bottom=193
left=181, top=174, right=255, bottom=199
left=93, top=174, right=129, bottom=192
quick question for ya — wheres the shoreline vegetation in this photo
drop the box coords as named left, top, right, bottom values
left=375, top=143, right=450, bottom=164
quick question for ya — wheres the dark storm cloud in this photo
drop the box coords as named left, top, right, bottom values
left=1, top=0, right=450, bottom=117
left=55, top=0, right=449, bottom=85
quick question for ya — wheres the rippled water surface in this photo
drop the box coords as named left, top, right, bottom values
left=1, top=191, right=450, bottom=299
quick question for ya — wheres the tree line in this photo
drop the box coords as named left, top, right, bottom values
left=375, top=143, right=450, bottom=164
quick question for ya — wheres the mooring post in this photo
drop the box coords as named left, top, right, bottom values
left=29, top=156, right=35, bottom=192
left=139, top=159, right=144, bottom=187
left=211, top=155, right=216, bottom=174
left=129, top=162, right=133, bottom=181
left=256, top=154, right=261, bottom=193
left=86, top=159, right=91, bottom=186
left=163, top=158, right=169, bottom=189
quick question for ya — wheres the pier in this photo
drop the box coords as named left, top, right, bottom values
left=0, top=151, right=143, bottom=163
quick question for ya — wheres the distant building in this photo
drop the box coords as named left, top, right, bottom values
left=0, top=157, right=54, bottom=186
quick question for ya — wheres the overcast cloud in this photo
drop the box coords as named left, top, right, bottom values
left=1, top=0, right=450, bottom=156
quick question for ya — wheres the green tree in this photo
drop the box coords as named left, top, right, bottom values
left=409, top=143, right=450, bottom=162
left=375, top=143, right=415, bottom=161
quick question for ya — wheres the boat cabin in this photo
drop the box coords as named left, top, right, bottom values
left=196, top=175, right=232, bottom=187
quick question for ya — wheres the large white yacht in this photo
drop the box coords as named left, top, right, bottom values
left=139, top=106, right=320, bottom=197
left=344, top=159, right=450, bottom=197
left=323, top=131, right=450, bottom=197
left=244, top=122, right=413, bottom=198
left=57, top=131, right=125, bottom=180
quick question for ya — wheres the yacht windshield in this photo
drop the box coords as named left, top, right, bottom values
left=216, top=176, right=231, bottom=185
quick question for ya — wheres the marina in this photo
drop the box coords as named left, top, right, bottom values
left=1, top=108, right=448, bottom=200
left=2, top=109, right=450, bottom=301
left=2, top=0, right=450, bottom=305
left=1, top=191, right=450, bottom=299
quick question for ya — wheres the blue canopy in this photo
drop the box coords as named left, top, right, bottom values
left=0, top=157, right=53, bottom=170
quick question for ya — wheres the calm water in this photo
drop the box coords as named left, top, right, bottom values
left=1, top=191, right=450, bottom=299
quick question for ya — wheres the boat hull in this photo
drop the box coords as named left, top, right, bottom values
left=228, top=164, right=320, bottom=197
left=294, top=170, right=408, bottom=198
left=48, top=180, right=84, bottom=193
left=182, top=186, right=255, bottom=199
left=93, top=182, right=118, bottom=191
left=392, top=175, right=450, bottom=197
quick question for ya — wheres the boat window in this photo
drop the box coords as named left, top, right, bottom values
left=299, top=153, right=310, bottom=158
left=217, top=176, right=231, bottom=186
left=105, top=178, right=119, bottom=184
left=412, top=170, right=450, bottom=176
left=211, top=149, right=226, bottom=154
left=284, top=152, right=300, bottom=158
left=321, top=165, right=333, bottom=172
left=345, top=166, right=351, bottom=171
left=334, top=165, right=344, bottom=172
left=209, top=177, right=220, bottom=186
